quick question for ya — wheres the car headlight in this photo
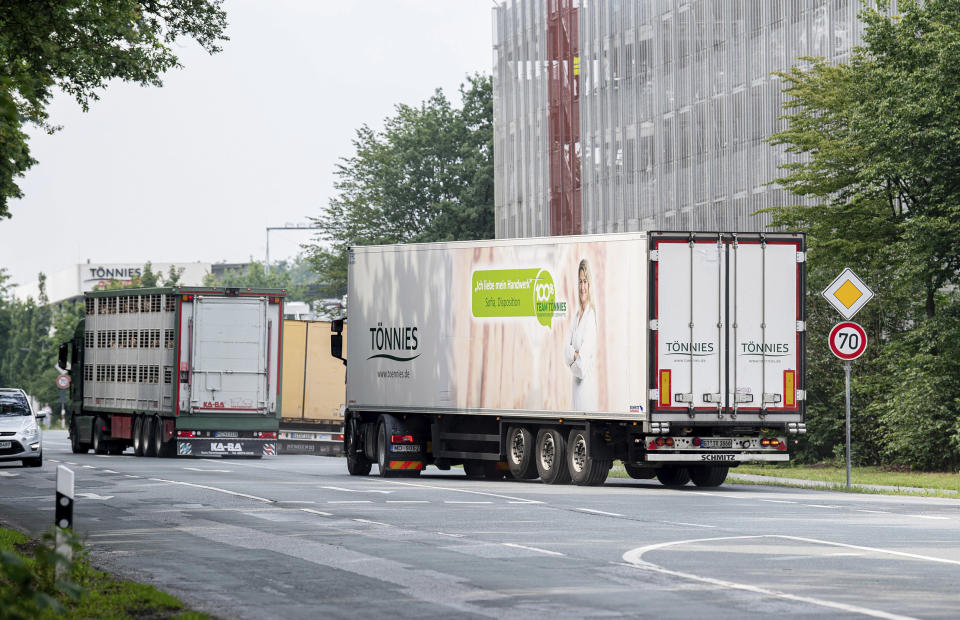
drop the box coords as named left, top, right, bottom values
left=22, top=427, right=38, bottom=441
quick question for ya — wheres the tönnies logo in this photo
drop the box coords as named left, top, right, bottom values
left=368, top=322, right=420, bottom=361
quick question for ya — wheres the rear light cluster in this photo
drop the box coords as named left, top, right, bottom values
left=647, top=436, right=675, bottom=449
left=254, top=431, right=277, bottom=439
left=177, top=430, right=196, bottom=438
left=335, top=434, right=345, bottom=442
left=761, top=437, right=787, bottom=450
left=391, top=434, right=414, bottom=444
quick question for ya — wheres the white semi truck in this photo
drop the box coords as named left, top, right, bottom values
left=333, top=232, right=806, bottom=487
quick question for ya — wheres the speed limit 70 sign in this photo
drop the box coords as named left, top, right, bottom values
left=829, top=322, right=867, bottom=360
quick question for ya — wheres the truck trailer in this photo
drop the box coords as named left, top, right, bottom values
left=335, top=231, right=806, bottom=487
left=278, top=319, right=345, bottom=455
left=61, top=287, right=285, bottom=458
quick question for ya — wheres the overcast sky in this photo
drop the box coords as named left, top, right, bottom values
left=1, top=0, right=494, bottom=293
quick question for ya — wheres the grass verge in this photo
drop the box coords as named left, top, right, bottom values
left=0, top=525, right=209, bottom=619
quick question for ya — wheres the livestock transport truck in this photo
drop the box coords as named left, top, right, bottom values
left=335, top=231, right=807, bottom=487
left=61, top=287, right=285, bottom=457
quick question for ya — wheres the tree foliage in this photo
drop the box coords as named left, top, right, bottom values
left=0, top=270, right=84, bottom=405
left=306, top=74, right=494, bottom=296
left=0, top=0, right=228, bottom=218
left=202, top=256, right=321, bottom=303
left=768, top=0, right=960, bottom=469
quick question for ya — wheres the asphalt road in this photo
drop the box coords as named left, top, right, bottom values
left=1, top=431, right=958, bottom=619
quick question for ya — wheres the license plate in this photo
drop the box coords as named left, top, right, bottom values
left=701, top=439, right=732, bottom=449
left=390, top=444, right=420, bottom=453
left=0, top=441, right=10, bottom=449
left=215, top=431, right=238, bottom=438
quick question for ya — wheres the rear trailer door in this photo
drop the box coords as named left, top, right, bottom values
left=186, top=296, right=275, bottom=415
left=650, top=232, right=804, bottom=423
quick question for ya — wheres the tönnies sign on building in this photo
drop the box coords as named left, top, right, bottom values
left=17, top=262, right=212, bottom=305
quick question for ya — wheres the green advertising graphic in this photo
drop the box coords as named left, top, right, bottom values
left=472, top=268, right=567, bottom=327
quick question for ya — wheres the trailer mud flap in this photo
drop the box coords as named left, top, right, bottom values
left=177, top=439, right=274, bottom=457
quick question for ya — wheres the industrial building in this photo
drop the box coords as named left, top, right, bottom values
left=492, top=0, right=877, bottom=238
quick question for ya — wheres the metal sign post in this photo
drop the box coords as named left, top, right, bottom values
left=844, top=361, right=852, bottom=488
left=824, top=267, right=873, bottom=490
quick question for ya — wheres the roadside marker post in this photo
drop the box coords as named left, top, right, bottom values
left=823, top=268, right=873, bottom=489
left=55, top=465, right=75, bottom=577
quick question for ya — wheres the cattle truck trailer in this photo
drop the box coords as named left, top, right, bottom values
left=335, top=231, right=806, bottom=487
left=61, top=287, right=284, bottom=458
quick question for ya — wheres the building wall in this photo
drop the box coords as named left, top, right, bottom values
left=494, top=0, right=878, bottom=238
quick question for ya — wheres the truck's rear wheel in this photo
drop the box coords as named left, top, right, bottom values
left=566, top=428, right=611, bottom=486
left=506, top=426, right=538, bottom=479
left=92, top=417, right=107, bottom=455
left=690, top=466, right=729, bottom=487
left=623, top=463, right=655, bottom=479
left=535, top=428, right=571, bottom=484
left=132, top=416, right=144, bottom=456
left=154, top=417, right=173, bottom=458
left=70, top=420, right=88, bottom=454
left=376, top=420, right=397, bottom=478
left=142, top=416, right=158, bottom=457
left=345, top=414, right=371, bottom=476
left=656, top=466, right=691, bottom=487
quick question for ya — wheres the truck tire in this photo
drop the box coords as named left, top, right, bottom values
left=133, top=416, right=144, bottom=456
left=623, top=463, right=656, bottom=479
left=155, top=417, right=173, bottom=458
left=463, top=460, right=486, bottom=479
left=70, top=420, right=88, bottom=454
left=656, top=466, right=691, bottom=487
left=376, top=420, right=397, bottom=478
left=535, top=428, right=571, bottom=484
left=92, top=417, right=107, bottom=455
left=566, top=428, right=611, bottom=486
left=345, top=415, right=372, bottom=476
left=690, top=466, right=729, bottom=487
left=142, top=416, right=158, bottom=457
left=506, top=426, right=538, bottom=480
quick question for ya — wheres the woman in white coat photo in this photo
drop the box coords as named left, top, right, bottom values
left=564, top=258, right=598, bottom=411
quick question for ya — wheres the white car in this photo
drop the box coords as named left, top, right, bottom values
left=0, top=388, right=44, bottom=467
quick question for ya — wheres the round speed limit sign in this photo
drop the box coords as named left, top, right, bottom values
left=829, top=322, right=867, bottom=360
left=56, top=374, right=70, bottom=389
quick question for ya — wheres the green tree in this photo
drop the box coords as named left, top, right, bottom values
left=768, top=0, right=960, bottom=469
left=0, top=0, right=228, bottom=218
left=203, top=257, right=319, bottom=302
left=306, top=74, right=494, bottom=296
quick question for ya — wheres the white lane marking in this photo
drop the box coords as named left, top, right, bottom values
left=436, top=532, right=465, bottom=538
left=102, top=470, right=118, bottom=474
left=183, top=467, right=232, bottom=473
left=65, top=462, right=77, bottom=465
left=125, top=475, right=141, bottom=479
left=148, top=478, right=273, bottom=503
left=805, top=504, right=841, bottom=509
left=386, top=500, right=430, bottom=504
left=623, top=535, right=919, bottom=620
left=353, top=519, right=391, bottom=526
left=445, top=501, right=492, bottom=504
left=328, top=500, right=372, bottom=504
left=906, top=515, right=950, bottom=521
left=82, top=465, right=96, bottom=469
left=857, top=509, right=890, bottom=514
left=76, top=493, right=114, bottom=500
left=760, top=499, right=797, bottom=504
left=576, top=508, right=624, bottom=517
left=0, top=472, right=19, bottom=477
left=277, top=500, right=316, bottom=504
left=321, top=486, right=393, bottom=494
left=502, top=543, right=565, bottom=557
left=94, top=455, right=111, bottom=458
left=300, top=508, right=333, bottom=517
left=49, top=459, right=60, bottom=463
left=376, top=479, right=543, bottom=504
left=664, top=521, right=716, bottom=529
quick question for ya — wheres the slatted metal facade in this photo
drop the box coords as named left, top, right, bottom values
left=494, top=0, right=881, bottom=238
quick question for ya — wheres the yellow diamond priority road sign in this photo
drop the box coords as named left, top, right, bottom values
left=822, top=267, right=874, bottom=320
